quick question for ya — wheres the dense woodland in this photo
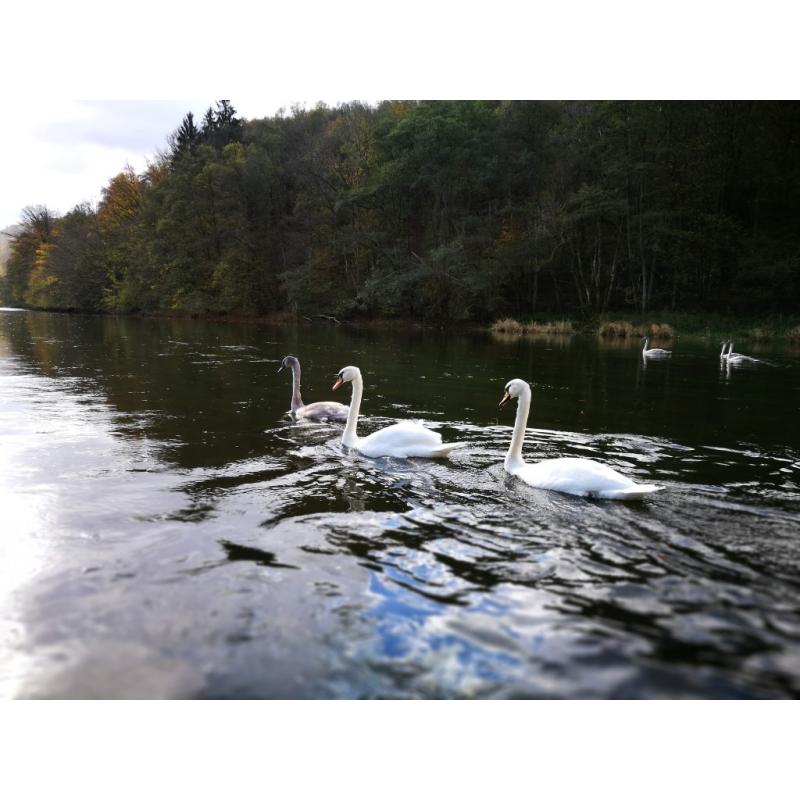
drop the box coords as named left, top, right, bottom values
left=2, top=100, right=800, bottom=322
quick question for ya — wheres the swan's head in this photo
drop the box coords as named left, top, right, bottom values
left=499, top=378, right=529, bottom=408
left=332, top=366, right=360, bottom=391
left=277, top=355, right=299, bottom=374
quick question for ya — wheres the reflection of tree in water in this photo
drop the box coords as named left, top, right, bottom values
left=2, top=309, right=797, bottom=470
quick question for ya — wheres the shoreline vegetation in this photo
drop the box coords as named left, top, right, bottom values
left=490, top=315, right=800, bottom=343
left=1, top=100, right=799, bottom=329
left=6, top=303, right=800, bottom=344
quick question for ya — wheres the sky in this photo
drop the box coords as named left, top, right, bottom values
left=1, top=2, right=794, bottom=231
left=0, top=99, right=366, bottom=229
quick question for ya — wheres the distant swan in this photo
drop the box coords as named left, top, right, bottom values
left=332, top=365, right=463, bottom=458
left=641, top=337, right=672, bottom=358
left=278, top=355, right=349, bottom=421
left=500, top=379, right=662, bottom=500
left=723, top=341, right=760, bottom=365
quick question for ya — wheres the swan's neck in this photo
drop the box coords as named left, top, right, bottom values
left=720, top=343, right=727, bottom=359
left=505, top=387, right=530, bottom=473
left=289, top=362, right=303, bottom=412
left=342, top=372, right=362, bottom=448
left=642, top=338, right=650, bottom=354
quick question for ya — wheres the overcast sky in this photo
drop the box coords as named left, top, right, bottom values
left=1, top=1, right=792, bottom=231
left=0, top=98, right=365, bottom=229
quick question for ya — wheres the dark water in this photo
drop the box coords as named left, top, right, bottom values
left=1, top=309, right=799, bottom=698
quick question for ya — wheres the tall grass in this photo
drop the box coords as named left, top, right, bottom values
left=749, top=326, right=774, bottom=341
left=491, top=315, right=800, bottom=342
left=490, top=318, right=574, bottom=335
left=598, top=320, right=674, bottom=339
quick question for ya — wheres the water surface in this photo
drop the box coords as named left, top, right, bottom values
left=1, top=310, right=799, bottom=698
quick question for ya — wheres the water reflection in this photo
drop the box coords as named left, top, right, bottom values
left=1, top=309, right=799, bottom=698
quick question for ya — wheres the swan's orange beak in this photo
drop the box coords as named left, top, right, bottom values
left=499, top=391, right=511, bottom=408
left=332, top=376, right=343, bottom=391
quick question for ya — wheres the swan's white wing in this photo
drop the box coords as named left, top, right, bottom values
left=728, top=354, right=760, bottom=365
left=295, top=401, right=349, bottom=421
left=513, top=457, right=660, bottom=499
left=358, top=420, right=453, bottom=458
left=600, top=483, right=662, bottom=499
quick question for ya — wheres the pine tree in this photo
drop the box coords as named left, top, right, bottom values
left=171, top=111, right=200, bottom=160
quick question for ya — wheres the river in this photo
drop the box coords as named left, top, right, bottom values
left=1, top=309, right=799, bottom=698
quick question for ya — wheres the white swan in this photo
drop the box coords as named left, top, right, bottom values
left=499, top=379, right=662, bottom=500
left=278, top=356, right=349, bottom=421
left=641, top=337, right=672, bottom=358
left=332, top=366, right=463, bottom=458
left=723, top=341, right=760, bottom=365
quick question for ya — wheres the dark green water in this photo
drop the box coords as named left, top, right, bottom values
left=1, top=309, right=799, bottom=698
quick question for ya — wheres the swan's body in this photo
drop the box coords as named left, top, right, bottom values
left=333, top=366, right=463, bottom=458
left=723, top=341, right=760, bottom=365
left=641, top=337, right=672, bottom=358
left=278, top=356, right=349, bottom=421
left=499, top=379, right=662, bottom=500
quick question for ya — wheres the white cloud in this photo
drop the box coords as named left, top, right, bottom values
left=0, top=100, right=191, bottom=225
left=0, top=98, right=373, bottom=228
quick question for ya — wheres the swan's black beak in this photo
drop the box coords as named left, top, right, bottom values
left=332, top=376, right=344, bottom=391
left=276, top=364, right=285, bottom=374
left=499, top=391, right=511, bottom=408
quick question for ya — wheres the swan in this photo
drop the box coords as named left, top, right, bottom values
left=499, top=379, right=662, bottom=500
left=332, top=366, right=463, bottom=458
left=278, top=355, right=349, bottom=421
left=641, top=337, right=672, bottom=358
left=723, top=341, right=760, bottom=365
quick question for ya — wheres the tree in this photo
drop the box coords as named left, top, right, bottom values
left=170, top=112, right=200, bottom=160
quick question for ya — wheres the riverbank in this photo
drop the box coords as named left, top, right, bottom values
left=5, top=303, right=800, bottom=343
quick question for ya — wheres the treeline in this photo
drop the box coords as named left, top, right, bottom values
left=3, top=100, right=800, bottom=321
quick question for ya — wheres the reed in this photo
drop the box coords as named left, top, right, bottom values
left=598, top=319, right=674, bottom=339
left=647, top=322, right=675, bottom=339
left=749, top=326, right=774, bottom=341
left=490, top=318, right=574, bottom=335
left=598, top=319, right=635, bottom=338
left=535, top=319, right=574, bottom=334
left=490, top=317, right=524, bottom=334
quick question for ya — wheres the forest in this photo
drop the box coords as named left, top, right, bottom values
left=2, top=100, right=800, bottom=324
